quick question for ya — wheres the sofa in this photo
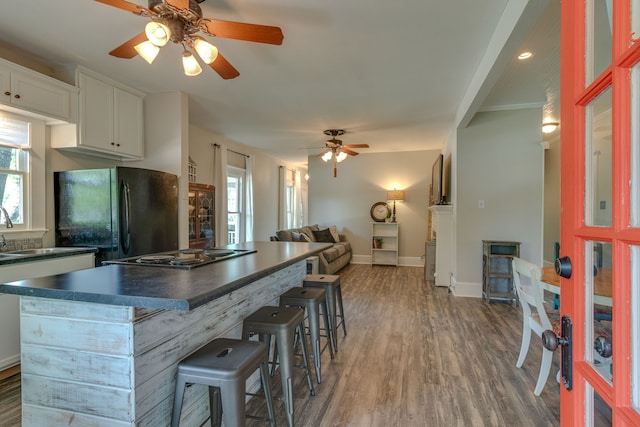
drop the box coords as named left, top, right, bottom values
left=272, top=224, right=352, bottom=274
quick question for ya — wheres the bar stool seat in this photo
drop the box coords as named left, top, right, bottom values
left=171, top=338, right=276, bottom=427
left=242, top=306, right=315, bottom=427
left=279, top=286, right=334, bottom=384
left=303, top=274, right=347, bottom=352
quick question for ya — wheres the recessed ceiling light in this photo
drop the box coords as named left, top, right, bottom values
left=518, top=51, right=533, bottom=60
left=542, top=122, right=559, bottom=133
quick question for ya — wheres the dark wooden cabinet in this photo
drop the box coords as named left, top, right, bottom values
left=188, top=183, right=215, bottom=248
left=482, top=240, right=520, bottom=303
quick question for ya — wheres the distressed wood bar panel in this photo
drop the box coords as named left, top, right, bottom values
left=19, top=260, right=305, bottom=426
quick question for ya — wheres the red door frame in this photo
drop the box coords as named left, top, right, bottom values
left=560, top=0, right=640, bottom=424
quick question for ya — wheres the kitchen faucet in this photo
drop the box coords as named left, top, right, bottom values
left=0, top=206, right=13, bottom=229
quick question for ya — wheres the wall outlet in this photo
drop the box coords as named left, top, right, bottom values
left=478, top=200, right=485, bottom=209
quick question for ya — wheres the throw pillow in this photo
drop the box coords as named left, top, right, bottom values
left=299, top=226, right=316, bottom=242
left=275, top=229, right=293, bottom=241
left=291, top=231, right=312, bottom=242
left=300, top=233, right=312, bottom=242
left=313, top=228, right=336, bottom=243
left=328, top=225, right=340, bottom=243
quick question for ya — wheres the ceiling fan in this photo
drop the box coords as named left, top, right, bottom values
left=95, top=0, right=284, bottom=79
left=320, top=129, right=370, bottom=177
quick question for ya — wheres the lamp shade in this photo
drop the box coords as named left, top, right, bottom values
left=182, top=51, right=202, bottom=76
left=193, top=38, right=219, bottom=64
left=145, top=21, right=171, bottom=47
left=134, top=41, right=160, bottom=64
left=387, top=190, right=405, bottom=201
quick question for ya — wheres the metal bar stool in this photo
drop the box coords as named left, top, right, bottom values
left=279, top=286, right=334, bottom=384
left=303, top=274, right=347, bottom=352
left=242, top=306, right=315, bottom=427
left=171, top=338, right=276, bottom=427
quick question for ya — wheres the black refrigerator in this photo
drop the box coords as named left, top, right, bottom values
left=54, top=167, right=179, bottom=266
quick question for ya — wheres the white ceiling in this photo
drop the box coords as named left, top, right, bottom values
left=0, top=0, right=560, bottom=167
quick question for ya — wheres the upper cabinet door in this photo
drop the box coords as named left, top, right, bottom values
left=0, top=59, right=77, bottom=123
left=114, top=87, right=143, bottom=158
left=75, top=70, right=144, bottom=159
left=79, top=72, right=114, bottom=152
left=11, top=72, right=76, bottom=122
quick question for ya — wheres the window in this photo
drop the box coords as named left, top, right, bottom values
left=286, top=169, right=295, bottom=228
left=0, top=114, right=31, bottom=228
left=227, top=167, right=244, bottom=244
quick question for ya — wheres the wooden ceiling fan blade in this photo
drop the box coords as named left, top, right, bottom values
left=343, top=144, right=369, bottom=148
left=109, top=32, right=148, bottom=58
left=341, top=148, right=359, bottom=156
left=204, top=20, right=284, bottom=45
left=94, top=0, right=142, bottom=13
left=165, top=0, right=189, bottom=9
left=208, top=53, right=240, bottom=79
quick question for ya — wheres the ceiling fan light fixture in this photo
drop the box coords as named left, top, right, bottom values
left=134, top=41, right=160, bottom=64
left=336, top=151, right=348, bottom=162
left=182, top=51, right=202, bottom=76
left=321, top=151, right=333, bottom=162
left=145, top=21, right=171, bottom=47
left=193, top=38, right=219, bottom=64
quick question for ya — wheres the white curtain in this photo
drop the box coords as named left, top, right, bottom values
left=213, top=144, right=228, bottom=246
left=244, top=155, right=254, bottom=241
left=294, top=170, right=303, bottom=227
left=278, top=166, right=287, bottom=229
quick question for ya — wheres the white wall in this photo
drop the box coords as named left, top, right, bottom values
left=307, top=150, right=437, bottom=266
left=134, top=92, right=189, bottom=247
left=187, top=124, right=303, bottom=242
left=455, top=108, right=543, bottom=297
left=544, top=139, right=560, bottom=266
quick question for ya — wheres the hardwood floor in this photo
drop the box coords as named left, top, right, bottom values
left=0, top=264, right=561, bottom=426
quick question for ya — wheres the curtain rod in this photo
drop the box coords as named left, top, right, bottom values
left=212, top=143, right=249, bottom=158
left=279, top=165, right=296, bottom=173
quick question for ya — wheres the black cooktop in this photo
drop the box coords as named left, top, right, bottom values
left=103, top=248, right=257, bottom=270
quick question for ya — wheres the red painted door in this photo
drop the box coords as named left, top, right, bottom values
left=559, top=0, right=640, bottom=424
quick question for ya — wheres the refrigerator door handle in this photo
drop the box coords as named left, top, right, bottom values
left=120, top=180, right=132, bottom=255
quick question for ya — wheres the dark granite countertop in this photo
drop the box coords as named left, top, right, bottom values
left=0, top=247, right=98, bottom=265
left=0, top=241, right=330, bottom=311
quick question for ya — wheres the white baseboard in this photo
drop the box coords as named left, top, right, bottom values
left=450, top=278, right=482, bottom=298
left=351, top=255, right=370, bottom=265
left=0, top=354, right=20, bottom=372
left=351, top=255, right=423, bottom=267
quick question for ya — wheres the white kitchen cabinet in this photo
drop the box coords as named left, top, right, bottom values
left=51, top=68, right=144, bottom=160
left=0, top=58, right=78, bottom=123
left=0, top=253, right=95, bottom=371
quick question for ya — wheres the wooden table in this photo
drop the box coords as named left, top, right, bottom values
left=541, top=266, right=612, bottom=306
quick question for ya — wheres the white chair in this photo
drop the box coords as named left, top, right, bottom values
left=512, top=257, right=560, bottom=396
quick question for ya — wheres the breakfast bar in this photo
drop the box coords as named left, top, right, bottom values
left=0, top=241, right=331, bottom=427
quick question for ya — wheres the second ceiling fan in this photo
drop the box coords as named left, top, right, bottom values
left=96, top=0, right=284, bottom=79
left=320, top=129, right=369, bottom=177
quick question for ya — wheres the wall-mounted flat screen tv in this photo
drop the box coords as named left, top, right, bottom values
left=430, top=153, right=450, bottom=205
left=431, top=154, right=444, bottom=205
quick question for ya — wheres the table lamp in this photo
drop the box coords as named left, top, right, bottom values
left=387, top=189, right=405, bottom=223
